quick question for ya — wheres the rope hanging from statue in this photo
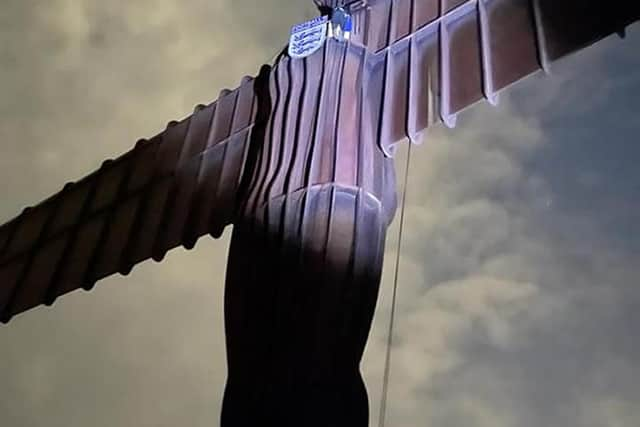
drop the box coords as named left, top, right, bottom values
left=378, top=140, right=412, bottom=427
left=379, top=0, right=416, bottom=424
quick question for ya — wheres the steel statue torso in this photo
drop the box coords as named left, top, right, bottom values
left=222, top=39, right=398, bottom=426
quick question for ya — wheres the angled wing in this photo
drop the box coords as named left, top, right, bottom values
left=0, top=73, right=263, bottom=323
left=347, top=0, right=640, bottom=155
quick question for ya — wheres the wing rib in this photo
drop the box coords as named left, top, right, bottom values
left=350, top=0, right=639, bottom=155
left=0, top=76, right=260, bottom=323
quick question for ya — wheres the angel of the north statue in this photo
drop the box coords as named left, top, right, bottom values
left=0, top=1, right=638, bottom=426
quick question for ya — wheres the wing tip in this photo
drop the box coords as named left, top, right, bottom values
left=152, top=251, right=167, bottom=263
left=135, top=138, right=149, bottom=149
left=43, top=295, right=57, bottom=307
left=0, top=312, right=12, bottom=324
left=101, top=159, right=114, bottom=169
left=119, top=263, right=134, bottom=276
left=183, top=236, right=198, bottom=250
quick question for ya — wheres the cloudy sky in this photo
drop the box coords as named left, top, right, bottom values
left=1, top=1, right=639, bottom=426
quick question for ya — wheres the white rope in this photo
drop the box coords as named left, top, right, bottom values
left=378, top=142, right=412, bottom=427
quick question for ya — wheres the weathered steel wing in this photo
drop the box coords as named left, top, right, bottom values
left=347, top=0, right=640, bottom=155
left=0, top=76, right=260, bottom=323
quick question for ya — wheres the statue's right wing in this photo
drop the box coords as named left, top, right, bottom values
left=0, top=73, right=263, bottom=323
left=348, top=0, right=640, bottom=156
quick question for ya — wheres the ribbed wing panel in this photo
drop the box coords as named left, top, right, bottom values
left=353, top=0, right=639, bottom=156
left=0, top=77, right=258, bottom=323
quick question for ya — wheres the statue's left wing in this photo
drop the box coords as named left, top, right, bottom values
left=0, top=75, right=261, bottom=323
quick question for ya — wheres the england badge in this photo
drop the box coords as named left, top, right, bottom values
left=288, top=15, right=328, bottom=59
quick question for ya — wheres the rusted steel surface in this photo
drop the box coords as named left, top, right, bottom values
left=0, top=77, right=257, bottom=322
left=224, top=185, right=386, bottom=426
left=224, top=39, right=397, bottom=426
left=0, top=0, right=638, bottom=424
left=241, top=41, right=398, bottom=225
left=346, top=0, right=640, bottom=153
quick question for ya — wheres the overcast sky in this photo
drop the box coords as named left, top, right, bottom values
left=1, top=2, right=639, bottom=427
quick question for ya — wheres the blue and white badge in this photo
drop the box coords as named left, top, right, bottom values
left=288, top=15, right=328, bottom=59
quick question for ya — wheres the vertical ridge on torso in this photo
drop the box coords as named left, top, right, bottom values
left=241, top=38, right=398, bottom=226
